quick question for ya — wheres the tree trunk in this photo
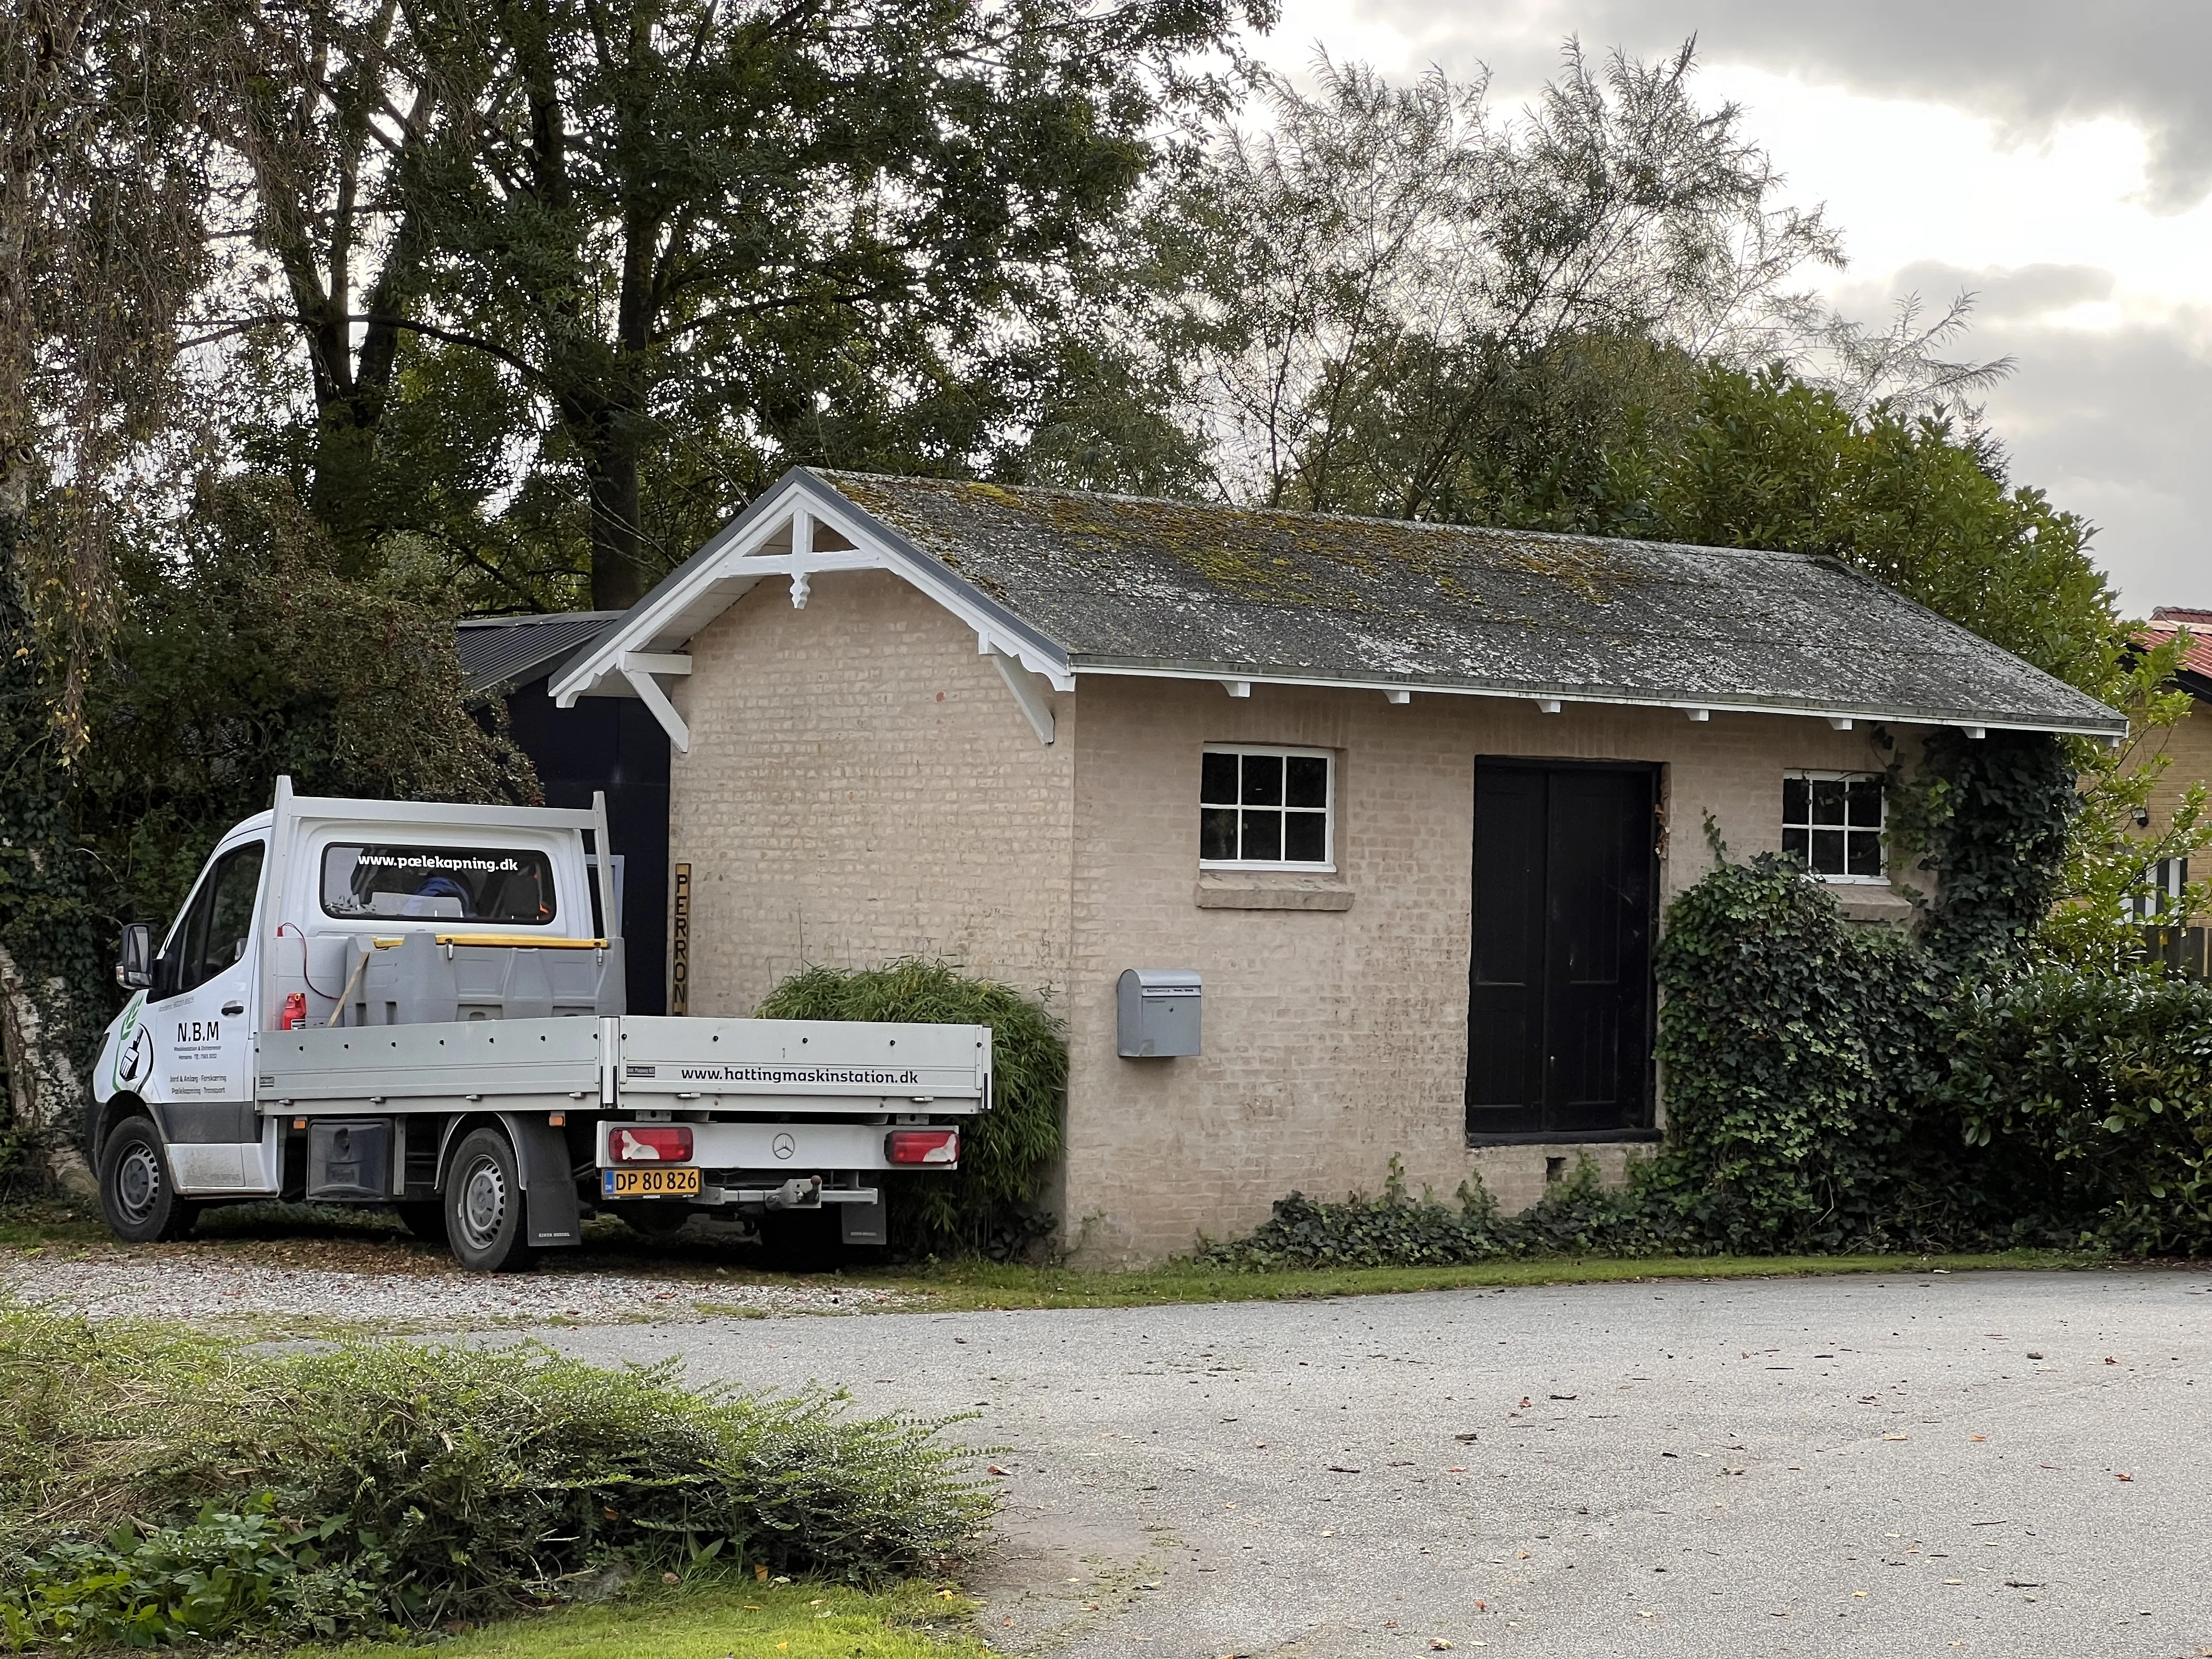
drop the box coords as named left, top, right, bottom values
left=586, top=443, right=644, bottom=611
left=0, top=942, right=94, bottom=1195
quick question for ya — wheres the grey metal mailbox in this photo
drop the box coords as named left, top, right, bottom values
left=1117, top=968, right=1201, bottom=1058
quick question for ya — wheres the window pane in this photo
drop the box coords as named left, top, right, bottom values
left=1782, top=776, right=1809, bottom=824
left=1200, top=807, right=1238, bottom=861
left=206, top=844, right=265, bottom=977
left=1200, top=751, right=1238, bottom=805
left=1240, top=753, right=1283, bottom=806
left=1810, top=779, right=1847, bottom=825
left=1846, top=830, right=1883, bottom=877
left=1846, top=777, right=1883, bottom=827
left=1782, top=826, right=1810, bottom=864
left=1241, top=809, right=1283, bottom=861
left=1285, top=755, right=1329, bottom=809
left=1284, top=810, right=1327, bottom=862
left=321, top=844, right=558, bottom=924
left=1811, top=828, right=1845, bottom=873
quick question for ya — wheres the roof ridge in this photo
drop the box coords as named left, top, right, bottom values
left=809, top=467, right=1832, bottom=568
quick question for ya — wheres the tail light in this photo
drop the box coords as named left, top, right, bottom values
left=610, top=1125, right=694, bottom=1163
left=279, top=992, right=307, bottom=1030
left=886, top=1128, right=959, bottom=1166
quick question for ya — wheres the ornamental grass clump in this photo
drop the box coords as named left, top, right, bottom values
left=0, top=1310, right=990, bottom=1647
left=757, top=958, right=1066, bottom=1256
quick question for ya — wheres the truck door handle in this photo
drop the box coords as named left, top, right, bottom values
left=221, top=1001, right=245, bottom=1016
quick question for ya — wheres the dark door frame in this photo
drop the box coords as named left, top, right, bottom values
left=1464, top=757, right=1662, bottom=1146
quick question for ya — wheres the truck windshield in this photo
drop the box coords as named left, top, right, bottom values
left=320, top=844, right=557, bottom=925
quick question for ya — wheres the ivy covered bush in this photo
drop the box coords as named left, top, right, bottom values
left=1198, top=1155, right=1680, bottom=1268
left=756, top=958, right=1066, bottom=1256
left=1650, top=852, right=1938, bottom=1252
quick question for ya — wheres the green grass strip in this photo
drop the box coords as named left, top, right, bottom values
left=292, top=1584, right=988, bottom=1658
left=809, top=1248, right=2103, bottom=1312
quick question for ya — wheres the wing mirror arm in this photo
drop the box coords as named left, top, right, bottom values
left=116, top=923, right=153, bottom=992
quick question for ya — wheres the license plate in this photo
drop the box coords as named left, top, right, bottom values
left=601, top=1166, right=702, bottom=1198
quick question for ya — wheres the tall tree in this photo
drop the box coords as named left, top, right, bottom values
left=203, top=0, right=1271, bottom=608
left=1144, top=44, right=1843, bottom=517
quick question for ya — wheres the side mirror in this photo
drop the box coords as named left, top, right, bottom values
left=116, top=924, right=152, bottom=991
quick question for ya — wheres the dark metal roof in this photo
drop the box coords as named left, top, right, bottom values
left=817, top=470, right=2125, bottom=736
left=457, top=612, right=622, bottom=693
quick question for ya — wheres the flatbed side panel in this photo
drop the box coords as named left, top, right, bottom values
left=258, top=1017, right=603, bottom=1105
left=616, top=1017, right=991, bottom=1108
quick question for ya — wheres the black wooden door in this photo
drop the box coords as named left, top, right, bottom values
left=1466, top=762, right=1656, bottom=1139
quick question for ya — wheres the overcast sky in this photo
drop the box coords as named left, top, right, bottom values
left=1251, top=1, right=2210, bottom=613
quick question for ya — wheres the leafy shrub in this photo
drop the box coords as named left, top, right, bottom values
left=757, top=958, right=1066, bottom=1255
left=1652, top=853, right=1938, bottom=1252
left=1, top=1499, right=382, bottom=1650
left=0, top=1312, right=990, bottom=1645
left=1197, top=1156, right=1680, bottom=1269
left=1938, top=967, right=2212, bottom=1254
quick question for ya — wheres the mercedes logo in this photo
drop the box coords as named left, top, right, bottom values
left=771, top=1132, right=796, bottom=1160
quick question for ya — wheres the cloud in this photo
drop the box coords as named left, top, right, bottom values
left=1835, top=265, right=2212, bottom=611
left=1345, top=1, right=2212, bottom=210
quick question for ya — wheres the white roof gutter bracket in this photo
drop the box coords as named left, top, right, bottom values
left=619, top=651, right=692, bottom=754
left=989, top=651, right=1057, bottom=745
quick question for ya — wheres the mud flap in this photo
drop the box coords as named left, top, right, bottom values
left=501, top=1114, right=582, bottom=1248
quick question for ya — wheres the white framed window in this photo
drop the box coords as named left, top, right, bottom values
left=2128, top=856, right=2190, bottom=920
left=1200, top=746, right=1334, bottom=869
left=1782, top=772, right=1886, bottom=881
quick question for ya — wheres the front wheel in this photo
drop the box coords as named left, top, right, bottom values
left=443, top=1128, right=535, bottom=1272
left=98, top=1116, right=198, bottom=1243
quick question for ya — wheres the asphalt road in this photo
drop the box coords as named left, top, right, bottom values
left=543, top=1269, right=2212, bottom=1658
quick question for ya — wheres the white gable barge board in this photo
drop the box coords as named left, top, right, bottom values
left=550, top=467, right=2128, bottom=744
left=549, top=469, right=1075, bottom=720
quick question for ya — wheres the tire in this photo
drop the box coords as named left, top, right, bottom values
left=394, top=1200, right=445, bottom=1242
left=98, top=1116, right=199, bottom=1244
left=443, top=1128, right=535, bottom=1272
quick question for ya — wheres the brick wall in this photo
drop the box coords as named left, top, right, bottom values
left=1060, top=678, right=1906, bottom=1262
left=664, top=572, right=1922, bottom=1265
left=2135, top=697, right=2212, bottom=839
left=667, top=570, right=1075, bottom=1015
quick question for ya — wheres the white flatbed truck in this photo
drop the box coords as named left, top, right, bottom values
left=89, top=778, right=988, bottom=1270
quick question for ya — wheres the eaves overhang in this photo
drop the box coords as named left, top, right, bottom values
left=1063, top=654, right=2130, bottom=740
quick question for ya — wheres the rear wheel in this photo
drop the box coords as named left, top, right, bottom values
left=443, top=1128, right=534, bottom=1272
left=98, top=1116, right=198, bottom=1243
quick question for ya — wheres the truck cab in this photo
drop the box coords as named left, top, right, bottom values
left=93, top=777, right=988, bottom=1269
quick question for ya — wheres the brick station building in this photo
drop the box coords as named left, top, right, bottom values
left=550, top=469, right=2123, bottom=1263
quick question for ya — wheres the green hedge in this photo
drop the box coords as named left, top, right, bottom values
left=1938, top=967, right=2212, bottom=1254
left=0, top=1313, right=990, bottom=1647
left=756, top=958, right=1066, bottom=1255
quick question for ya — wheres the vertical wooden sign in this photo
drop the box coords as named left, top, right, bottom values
left=670, top=862, right=691, bottom=1015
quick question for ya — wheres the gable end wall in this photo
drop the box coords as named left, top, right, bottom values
left=666, top=569, right=1075, bottom=1019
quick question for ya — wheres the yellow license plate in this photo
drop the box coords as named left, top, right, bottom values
left=601, top=1166, right=702, bottom=1198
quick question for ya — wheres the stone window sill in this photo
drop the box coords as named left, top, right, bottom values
left=1194, top=874, right=1355, bottom=911
left=1830, top=884, right=1914, bottom=926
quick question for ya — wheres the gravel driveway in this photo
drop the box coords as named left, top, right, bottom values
left=540, top=1269, right=2212, bottom=1659
left=0, top=1242, right=902, bottom=1324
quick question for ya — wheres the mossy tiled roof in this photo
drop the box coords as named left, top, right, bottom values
left=816, top=471, right=2123, bottom=735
